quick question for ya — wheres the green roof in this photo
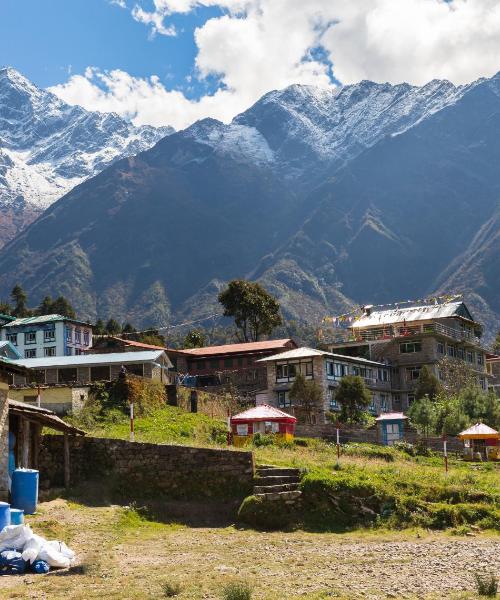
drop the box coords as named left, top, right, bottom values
left=0, top=313, right=15, bottom=322
left=3, top=314, right=92, bottom=328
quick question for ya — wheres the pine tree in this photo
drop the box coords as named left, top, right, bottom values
left=105, top=319, right=122, bottom=335
left=415, top=365, right=442, bottom=401
left=94, top=319, right=105, bottom=335
left=11, top=285, right=29, bottom=318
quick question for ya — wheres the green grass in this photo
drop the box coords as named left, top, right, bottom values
left=79, top=405, right=228, bottom=446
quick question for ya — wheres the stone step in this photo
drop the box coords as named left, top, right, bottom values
left=253, top=483, right=300, bottom=494
left=254, top=490, right=302, bottom=501
left=254, top=475, right=300, bottom=486
left=256, top=467, right=301, bottom=477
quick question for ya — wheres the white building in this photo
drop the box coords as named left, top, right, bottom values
left=0, top=314, right=93, bottom=359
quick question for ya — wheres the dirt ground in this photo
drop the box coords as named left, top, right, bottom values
left=0, top=500, right=498, bottom=600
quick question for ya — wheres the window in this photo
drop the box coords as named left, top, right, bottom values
left=6, top=333, right=17, bottom=346
left=288, top=363, right=297, bottom=378
left=407, top=393, right=415, bottom=405
left=479, top=376, right=487, bottom=390
left=406, top=366, right=421, bottom=381
left=75, top=329, right=82, bottom=344
left=457, top=347, right=464, bottom=360
left=25, top=331, right=37, bottom=345
left=369, top=395, right=377, bottom=414
left=467, top=351, right=474, bottom=363
left=65, top=348, right=73, bottom=356
left=447, top=345, right=456, bottom=358
left=378, top=368, right=389, bottom=382
left=236, top=424, right=248, bottom=436
left=210, top=359, right=219, bottom=369
left=335, top=363, right=345, bottom=377
left=304, top=362, right=313, bottom=377
left=83, top=330, right=90, bottom=345
left=44, top=327, right=55, bottom=342
left=65, top=327, right=73, bottom=342
left=477, top=353, right=484, bottom=366
left=328, top=389, right=338, bottom=410
left=437, top=342, right=444, bottom=354
left=277, top=363, right=289, bottom=379
left=44, top=346, right=56, bottom=357
left=400, top=341, right=422, bottom=354
left=126, top=364, right=144, bottom=377
left=237, top=357, right=244, bottom=367
left=224, top=358, right=233, bottom=368
left=58, top=368, right=78, bottom=383
left=326, top=361, right=334, bottom=377
left=24, top=349, right=36, bottom=359
left=196, top=360, right=206, bottom=370
left=277, top=391, right=291, bottom=408
left=380, top=394, right=389, bottom=412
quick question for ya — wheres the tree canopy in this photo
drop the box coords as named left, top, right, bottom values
left=183, top=329, right=207, bottom=349
left=415, top=365, right=442, bottom=401
left=335, top=375, right=372, bottom=424
left=11, top=285, right=29, bottom=318
left=289, top=372, right=323, bottom=423
left=218, top=279, right=282, bottom=342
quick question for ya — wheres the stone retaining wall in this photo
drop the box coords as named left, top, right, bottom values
left=39, top=435, right=254, bottom=501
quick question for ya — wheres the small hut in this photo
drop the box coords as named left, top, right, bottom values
left=230, top=405, right=297, bottom=447
left=375, top=412, right=408, bottom=445
left=458, top=423, right=499, bottom=462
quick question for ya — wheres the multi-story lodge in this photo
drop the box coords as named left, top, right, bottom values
left=256, top=347, right=392, bottom=423
left=330, top=301, right=488, bottom=411
left=0, top=314, right=93, bottom=358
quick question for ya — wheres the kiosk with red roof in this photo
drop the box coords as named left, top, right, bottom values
left=458, top=423, right=499, bottom=461
left=230, top=405, right=297, bottom=447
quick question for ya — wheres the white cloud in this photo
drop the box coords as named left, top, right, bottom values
left=109, top=0, right=127, bottom=8
left=50, top=0, right=500, bottom=130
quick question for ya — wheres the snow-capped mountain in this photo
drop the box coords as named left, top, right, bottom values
left=0, top=67, right=172, bottom=246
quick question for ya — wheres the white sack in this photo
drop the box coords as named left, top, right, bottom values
left=21, top=534, right=44, bottom=563
left=0, top=525, right=33, bottom=552
left=43, top=540, right=75, bottom=561
left=37, top=544, right=71, bottom=569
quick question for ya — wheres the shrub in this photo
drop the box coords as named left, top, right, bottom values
left=393, top=441, right=416, bottom=456
left=474, top=572, right=498, bottom=597
left=252, top=433, right=275, bottom=447
left=342, top=443, right=396, bottom=462
left=162, top=581, right=182, bottom=597
left=221, top=581, right=253, bottom=600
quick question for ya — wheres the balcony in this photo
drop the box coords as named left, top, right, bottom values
left=351, top=322, right=480, bottom=345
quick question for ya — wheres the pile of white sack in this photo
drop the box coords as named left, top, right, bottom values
left=0, top=524, right=76, bottom=570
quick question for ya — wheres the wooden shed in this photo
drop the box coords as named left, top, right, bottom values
left=458, top=423, right=499, bottom=462
left=230, top=405, right=296, bottom=447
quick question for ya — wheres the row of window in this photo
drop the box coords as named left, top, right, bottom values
left=7, top=330, right=56, bottom=346
left=189, top=356, right=253, bottom=370
left=325, top=360, right=389, bottom=382
left=276, top=361, right=313, bottom=381
left=65, top=328, right=90, bottom=346
left=437, top=342, right=484, bottom=365
left=24, top=347, right=56, bottom=358
left=278, top=389, right=391, bottom=412
left=25, top=363, right=145, bottom=384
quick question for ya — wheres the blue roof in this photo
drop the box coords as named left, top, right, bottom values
left=3, top=314, right=92, bottom=328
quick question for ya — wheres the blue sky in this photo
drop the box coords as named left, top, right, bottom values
left=0, top=0, right=222, bottom=97
left=1, top=1, right=498, bottom=130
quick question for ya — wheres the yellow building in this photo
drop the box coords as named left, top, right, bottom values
left=458, top=423, right=499, bottom=461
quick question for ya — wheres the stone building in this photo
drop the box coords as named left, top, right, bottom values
left=256, top=347, right=392, bottom=423
left=330, top=301, right=488, bottom=411
left=486, top=353, right=500, bottom=397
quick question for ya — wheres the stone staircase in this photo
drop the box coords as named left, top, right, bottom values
left=253, top=465, right=302, bottom=502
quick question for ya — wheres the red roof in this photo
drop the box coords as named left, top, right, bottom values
left=110, top=337, right=167, bottom=351
left=178, top=339, right=296, bottom=357
left=231, top=404, right=297, bottom=423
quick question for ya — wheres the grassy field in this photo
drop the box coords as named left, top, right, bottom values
left=69, top=407, right=500, bottom=533
left=0, top=499, right=498, bottom=600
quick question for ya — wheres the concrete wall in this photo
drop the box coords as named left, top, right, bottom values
left=8, top=386, right=89, bottom=415
left=0, top=382, right=9, bottom=500
left=39, top=436, right=254, bottom=501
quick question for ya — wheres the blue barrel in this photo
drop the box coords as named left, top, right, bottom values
left=11, top=469, right=39, bottom=515
left=0, top=502, right=10, bottom=531
left=10, top=509, right=24, bottom=525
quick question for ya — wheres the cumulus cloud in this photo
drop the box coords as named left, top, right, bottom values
left=50, top=0, right=500, bottom=130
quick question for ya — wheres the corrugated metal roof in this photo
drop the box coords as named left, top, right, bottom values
left=8, top=399, right=85, bottom=435
left=12, top=350, right=171, bottom=370
left=178, top=339, right=296, bottom=357
left=231, top=404, right=296, bottom=422
left=257, top=347, right=388, bottom=367
left=0, top=341, right=21, bottom=359
left=3, top=314, right=92, bottom=328
left=352, top=302, right=473, bottom=328
left=375, top=412, right=408, bottom=421
left=458, top=423, right=498, bottom=437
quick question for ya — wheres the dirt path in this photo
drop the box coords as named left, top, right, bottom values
left=0, top=502, right=498, bottom=599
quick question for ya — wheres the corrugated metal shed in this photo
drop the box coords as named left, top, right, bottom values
left=8, top=399, right=85, bottom=435
left=12, top=350, right=172, bottom=370
left=352, top=301, right=474, bottom=328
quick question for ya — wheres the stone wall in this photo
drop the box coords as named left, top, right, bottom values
left=39, top=435, right=254, bottom=501
left=176, top=386, right=231, bottom=420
